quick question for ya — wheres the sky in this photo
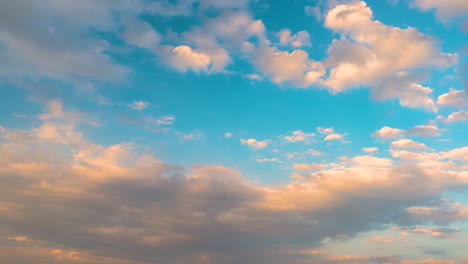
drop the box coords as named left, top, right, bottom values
left=0, top=0, right=468, bottom=263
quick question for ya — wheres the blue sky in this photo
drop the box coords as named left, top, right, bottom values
left=1, top=0, right=468, bottom=263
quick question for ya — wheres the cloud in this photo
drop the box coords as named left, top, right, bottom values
left=317, top=127, right=335, bottom=134
left=128, top=101, right=151, bottom=110
left=284, top=130, right=316, bottom=142
left=390, top=139, right=428, bottom=149
left=257, top=158, right=279, bottom=162
left=306, top=148, right=323, bottom=156
left=373, top=125, right=443, bottom=140
left=176, top=130, right=204, bottom=140
left=324, top=133, right=347, bottom=141
left=412, top=0, right=468, bottom=21
left=0, top=0, right=131, bottom=84
left=350, top=155, right=393, bottom=167
left=392, top=226, right=462, bottom=238
left=362, top=147, right=378, bottom=153
left=1, top=116, right=468, bottom=263
left=437, top=89, right=468, bottom=108
left=293, top=163, right=324, bottom=171
left=245, top=74, right=263, bottom=80
left=438, top=110, right=468, bottom=123
left=224, top=132, right=233, bottom=138
left=321, top=1, right=456, bottom=110
left=372, top=126, right=403, bottom=140
left=406, top=125, right=442, bottom=137
left=249, top=46, right=325, bottom=87
left=240, top=138, right=270, bottom=149
left=276, top=29, right=311, bottom=48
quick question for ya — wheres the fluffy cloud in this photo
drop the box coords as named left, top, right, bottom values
left=412, top=0, right=468, bottom=21
left=277, top=29, right=311, bottom=48
left=1, top=116, right=468, bottom=263
left=390, top=139, right=428, bottom=149
left=373, top=125, right=442, bottom=140
left=293, top=163, right=324, bottom=171
left=324, top=133, right=347, bottom=141
left=372, top=126, right=403, bottom=140
left=0, top=0, right=134, bottom=84
left=321, top=1, right=455, bottom=110
left=317, top=127, right=335, bottom=134
left=284, top=130, right=316, bottom=142
left=249, top=46, right=325, bottom=87
left=438, top=110, right=468, bottom=123
left=128, top=101, right=151, bottom=110
left=240, top=138, right=270, bottom=149
left=362, top=147, right=379, bottom=153
left=437, top=89, right=468, bottom=108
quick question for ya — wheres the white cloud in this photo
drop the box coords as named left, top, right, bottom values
left=405, top=125, right=442, bottom=137
left=277, top=29, right=311, bottom=48
left=128, top=101, right=151, bottom=110
left=176, top=130, right=204, bottom=140
left=343, top=155, right=393, bottom=167
left=390, top=139, right=428, bottom=149
left=306, top=148, right=323, bottom=156
left=373, top=125, right=442, bottom=139
left=293, top=163, right=324, bottom=171
left=372, top=126, right=403, bottom=140
left=437, top=89, right=468, bottom=108
left=120, top=17, right=161, bottom=49
left=224, top=132, right=233, bottom=138
left=317, top=127, right=335, bottom=134
left=412, top=0, right=468, bottom=21
left=321, top=1, right=456, bottom=110
left=167, top=45, right=215, bottom=73
left=257, top=158, right=279, bottom=162
left=245, top=73, right=263, bottom=80
left=284, top=130, right=316, bottom=142
left=240, top=138, right=270, bottom=149
left=440, top=110, right=468, bottom=123
left=324, top=133, right=347, bottom=141
left=249, top=46, right=325, bottom=87
left=362, top=147, right=378, bottom=153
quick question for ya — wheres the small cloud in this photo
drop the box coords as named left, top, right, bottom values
left=176, top=130, right=204, bottom=141
left=317, top=127, right=334, bottom=134
left=324, top=133, right=347, bottom=141
left=224, top=132, right=233, bottom=138
left=362, top=147, right=378, bottom=153
left=306, top=148, right=322, bottom=156
left=390, top=139, right=427, bottom=149
left=128, top=101, right=151, bottom=110
left=293, top=163, right=323, bottom=171
left=284, top=130, right=316, bottom=142
left=257, top=158, right=279, bottom=162
left=372, top=126, right=403, bottom=140
left=241, top=138, right=270, bottom=149
left=246, top=74, right=263, bottom=80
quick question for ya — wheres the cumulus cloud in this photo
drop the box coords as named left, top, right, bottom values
left=321, top=1, right=456, bottom=110
left=293, top=163, right=324, bottom=171
left=390, top=139, right=428, bottom=149
left=438, top=110, right=468, bottom=123
left=240, top=138, right=270, bottom=149
left=362, top=147, right=379, bottom=153
left=128, top=101, right=151, bottom=110
left=437, top=89, right=468, bottom=108
left=412, top=0, right=468, bottom=21
left=1, top=116, right=468, bottom=263
left=284, top=130, right=316, bottom=142
left=249, top=46, right=325, bottom=87
left=373, top=125, right=442, bottom=140
left=277, top=29, right=311, bottom=48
